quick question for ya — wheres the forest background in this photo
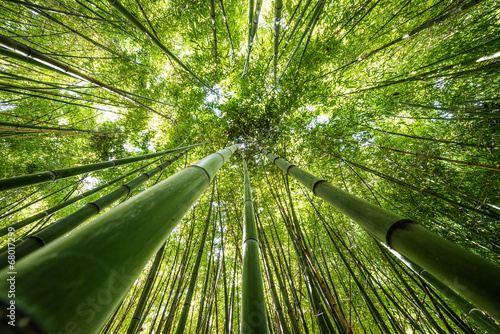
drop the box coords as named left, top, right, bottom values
left=0, top=0, right=499, bottom=332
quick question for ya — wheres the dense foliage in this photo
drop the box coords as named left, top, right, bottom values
left=0, top=0, right=499, bottom=332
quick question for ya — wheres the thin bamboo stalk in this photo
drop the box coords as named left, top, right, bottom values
left=278, top=0, right=313, bottom=61
left=219, top=0, right=235, bottom=60
left=325, top=135, right=500, bottom=171
left=257, top=220, right=291, bottom=334
left=126, top=242, right=166, bottom=334
left=0, top=120, right=113, bottom=136
left=208, top=0, right=218, bottom=77
left=273, top=0, right=282, bottom=87
left=0, top=153, right=170, bottom=238
left=105, top=0, right=211, bottom=91
left=0, top=178, right=82, bottom=223
left=0, top=143, right=205, bottom=192
left=391, top=251, right=500, bottom=333
left=278, top=0, right=325, bottom=81
left=310, top=0, right=486, bottom=81
left=0, top=144, right=240, bottom=333
left=243, top=0, right=263, bottom=76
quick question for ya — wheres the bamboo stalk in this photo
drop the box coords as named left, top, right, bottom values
left=257, top=144, right=500, bottom=323
left=243, top=0, right=263, bottom=76
left=391, top=251, right=500, bottom=333
left=0, top=153, right=168, bottom=238
left=219, top=0, right=235, bottom=60
left=0, top=143, right=205, bottom=192
left=0, top=150, right=188, bottom=266
left=126, top=242, right=166, bottom=334
left=240, top=153, right=269, bottom=333
left=0, top=120, right=114, bottom=136
left=278, top=0, right=324, bottom=81
left=273, top=0, right=282, bottom=87
left=0, top=144, right=240, bottom=333
left=278, top=0, right=313, bottom=61
left=105, top=0, right=212, bottom=91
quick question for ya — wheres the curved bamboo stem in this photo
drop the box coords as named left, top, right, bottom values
left=0, top=35, right=174, bottom=122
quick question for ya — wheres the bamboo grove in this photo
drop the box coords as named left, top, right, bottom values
left=0, top=0, right=499, bottom=333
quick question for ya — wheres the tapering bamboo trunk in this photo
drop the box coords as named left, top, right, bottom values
left=0, top=144, right=240, bottom=333
left=240, top=154, right=269, bottom=333
left=257, top=144, right=500, bottom=323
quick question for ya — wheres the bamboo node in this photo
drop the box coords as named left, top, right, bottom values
left=312, top=179, right=327, bottom=196
left=385, top=219, right=417, bottom=248
left=187, top=165, right=211, bottom=184
left=29, top=235, right=46, bottom=247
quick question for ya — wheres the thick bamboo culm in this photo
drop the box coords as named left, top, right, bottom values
left=0, top=144, right=240, bottom=333
left=257, top=144, right=500, bottom=323
left=240, top=153, right=269, bottom=333
left=0, top=143, right=205, bottom=191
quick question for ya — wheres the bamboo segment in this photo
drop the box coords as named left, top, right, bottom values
left=257, top=145, right=500, bottom=323
left=0, top=144, right=240, bottom=333
left=0, top=143, right=204, bottom=192
left=240, top=154, right=269, bottom=334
